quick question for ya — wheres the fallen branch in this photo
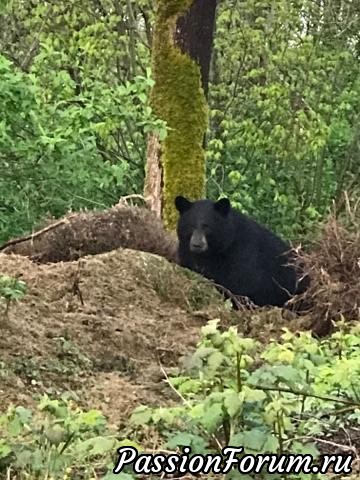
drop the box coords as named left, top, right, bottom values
left=0, top=218, right=69, bottom=252
left=116, top=194, right=149, bottom=206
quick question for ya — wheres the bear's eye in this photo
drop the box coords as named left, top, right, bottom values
left=184, top=224, right=196, bottom=234
left=200, top=224, right=212, bottom=234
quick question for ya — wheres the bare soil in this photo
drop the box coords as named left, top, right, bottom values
left=0, top=247, right=313, bottom=429
left=0, top=248, right=224, bottom=428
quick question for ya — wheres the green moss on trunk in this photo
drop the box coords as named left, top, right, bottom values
left=151, top=0, right=208, bottom=230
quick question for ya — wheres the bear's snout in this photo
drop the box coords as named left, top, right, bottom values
left=190, top=230, right=208, bottom=253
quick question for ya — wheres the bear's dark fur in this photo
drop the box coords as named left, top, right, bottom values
left=175, top=196, right=303, bottom=307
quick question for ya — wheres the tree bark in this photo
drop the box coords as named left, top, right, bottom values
left=175, top=0, right=217, bottom=98
left=144, top=0, right=217, bottom=228
left=144, top=133, right=162, bottom=214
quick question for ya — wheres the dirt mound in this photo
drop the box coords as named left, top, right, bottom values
left=292, top=202, right=360, bottom=336
left=0, top=247, right=315, bottom=427
left=1, top=204, right=177, bottom=264
left=0, top=248, right=226, bottom=425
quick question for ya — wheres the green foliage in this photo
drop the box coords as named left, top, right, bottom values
left=130, top=320, right=360, bottom=478
left=0, top=275, right=26, bottom=318
left=208, top=0, right=360, bottom=240
left=0, top=0, right=359, bottom=241
left=0, top=395, right=137, bottom=479
left=0, top=53, right=165, bottom=244
left=0, top=1, right=164, bottom=244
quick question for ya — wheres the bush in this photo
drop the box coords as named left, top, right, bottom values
left=129, top=320, right=360, bottom=478
left=0, top=55, right=166, bottom=244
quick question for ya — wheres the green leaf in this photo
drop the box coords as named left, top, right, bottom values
left=166, top=432, right=208, bottom=453
left=272, top=365, right=303, bottom=383
left=75, top=436, right=116, bottom=457
left=201, top=319, right=220, bottom=336
left=230, top=429, right=270, bottom=453
left=207, top=351, right=225, bottom=372
left=200, top=402, right=224, bottom=431
left=243, top=387, right=267, bottom=403
left=44, top=425, right=67, bottom=445
left=224, top=391, right=243, bottom=417
left=0, top=440, right=12, bottom=460
left=130, top=406, right=153, bottom=426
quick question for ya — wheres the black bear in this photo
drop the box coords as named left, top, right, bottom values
left=175, top=196, right=302, bottom=308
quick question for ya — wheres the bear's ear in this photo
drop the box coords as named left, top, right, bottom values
left=175, top=196, right=193, bottom=214
left=214, top=198, right=231, bottom=216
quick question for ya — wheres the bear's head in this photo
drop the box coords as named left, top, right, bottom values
left=175, top=196, right=234, bottom=255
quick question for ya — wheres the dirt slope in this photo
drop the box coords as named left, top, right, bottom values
left=0, top=246, right=315, bottom=429
left=0, top=248, right=226, bottom=427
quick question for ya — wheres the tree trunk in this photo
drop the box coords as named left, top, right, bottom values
left=144, top=133, right=162, bottom=214
left=144, top=0, right=217, bottom=230
left=175, top=0, right=217, bottom=98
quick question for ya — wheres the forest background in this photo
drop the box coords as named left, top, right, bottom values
left=1, top=0, right=359, bottom=244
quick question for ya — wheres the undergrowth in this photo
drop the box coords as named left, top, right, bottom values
left=0, top=275, right=26, bottom=319
left=1, top=321, right=359, bottom=479
left=128, top=320, right=360, bottom=479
